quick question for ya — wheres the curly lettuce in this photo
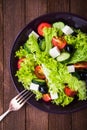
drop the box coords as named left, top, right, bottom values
left=42, top=58, right=87, bottom=106
left=65, top=30, right=87, bottom=63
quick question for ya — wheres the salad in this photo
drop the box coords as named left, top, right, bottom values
left=15, top=21, right=87, bottom=107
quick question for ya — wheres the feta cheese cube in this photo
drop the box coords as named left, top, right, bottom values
left=29, top=31, right=39, bottom=39
left=30, top=82, right=39, bottom=91
left=62, top=25, right=74, bottom=35
left=49, top=46, right=60, bottom=58
left=67, top=65, right=75, bottom=73
left=42, top=64, right=50, bottom=78
left=50, top=92, right=58, bottom=99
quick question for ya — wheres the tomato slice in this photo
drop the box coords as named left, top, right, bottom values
left=42, top=94, right=51, bottom=102
left=17, top=58, right=25, bottom=69
left=74, top=62, right=87, bottom=69
left=34, top=65, right=45, bottom=79
left=37, top=22, right=51, bottom=36
left=64, top=86, right=77, bottom=97
left=52, top=36, right=67, bottom=49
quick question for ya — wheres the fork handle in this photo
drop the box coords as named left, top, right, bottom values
left=0, top=109, right=10, bottom=122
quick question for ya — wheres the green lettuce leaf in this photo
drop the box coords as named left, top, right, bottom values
left=43, top=27, right=63, bottom=54
left=42, top=58, right=87, bottom=106
left=65, top=30, right=87, bottom=63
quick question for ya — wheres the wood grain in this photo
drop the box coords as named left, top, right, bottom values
left=3, top=0, right=26, bottom=129
left=0, top=0, right=4, bottom=129
left=49, top=114, right=72, bottom=130
left=47, top=0, right=70, bottom=13
left=70, top=0, right=87, bottom=18
left=25, top=0, right=47, bottom=24
left=26, top=105, right=48, bottom=130
left=72, top=109, right=87, bottom=130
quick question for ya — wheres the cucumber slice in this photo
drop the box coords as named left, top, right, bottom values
left=57, top=52, right=70, bottom=62
left=32, top=78, right=46, bottom=86
left=53, top=22, right=65, bottom=29
left=38, top=37, right=46, bottom=51
left=40, top=40, right=46, bottom=51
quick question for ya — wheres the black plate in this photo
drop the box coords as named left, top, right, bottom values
left=10, top=12, right=87, bottom=114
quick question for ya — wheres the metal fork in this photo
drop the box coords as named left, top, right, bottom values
left=0, top=89, right=33, bottom=122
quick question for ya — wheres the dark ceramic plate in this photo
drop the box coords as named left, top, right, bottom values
left=10, top=12, right=87, bottom=114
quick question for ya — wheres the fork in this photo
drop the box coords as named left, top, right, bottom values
left=0, top=89, right=33, bottom=122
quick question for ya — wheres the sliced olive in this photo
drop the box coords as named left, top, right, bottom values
left=37, top=36, right=44, bottom=42
left=39, top=85, right=48, bottom=94
left=64, top=44, right=74, bottom=53
left=77, top=71, right=87, bottom=80
left=72, top=32, right=78, bottom=37
left=37, top=36, right=46, bottom=51
left=71, top=72, right=80, bottom=79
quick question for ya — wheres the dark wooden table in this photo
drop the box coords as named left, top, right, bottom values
left=0, top=0, right=87, bottom=130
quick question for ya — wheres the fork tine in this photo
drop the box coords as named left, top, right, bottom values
left=18, top=91, right=31, bottom=102
left=16, top=90, right=29, bottom=101
left=19, top=92, right=33, bottom=105
left=17, top=90, right=33, bottom=104
left=14, top=89, right=33, bottom=105
left=15, top=89, right=27, bottom=99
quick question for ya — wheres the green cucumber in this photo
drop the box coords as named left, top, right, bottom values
left=39, top=40, right=46, bottom=51
left=38, top=37, right=46, bottom=51
left=57, top=52, right=70, bottom=62
left=32, top=78, right=46, bottom=86
left=53, top=22, right=65, bottom=29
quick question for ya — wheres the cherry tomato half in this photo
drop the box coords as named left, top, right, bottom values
left=74, top=62, right=87, bottom=69
left=34, top=65, right=46, bottom=79
left=52, top=36, right=67, bottom=49
left=64, top=86, right=77, bottom=97
left=17, top=58, right=25, bottom=69
left=37, top=22, right=51, bottom=36
left=42, top=94, right=51, bottom=102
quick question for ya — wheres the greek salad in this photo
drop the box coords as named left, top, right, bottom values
left=15, top=21, right=87, bottom=107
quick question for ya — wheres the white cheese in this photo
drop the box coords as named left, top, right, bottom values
left=62, top=25, right=74, bottom=35
left=50, top=92, right=58, bottom=99
left=67, top=65, right=75, bottom=73
left=49, top=46, right=60, bottom=58
left=30, top=82, right=39, bottom=91
left=29, top=31, right=39, bottom=39
left=42, top=64, right=50, bottom=79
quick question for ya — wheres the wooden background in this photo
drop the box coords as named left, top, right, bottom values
left=0, top=0, right=87, bottom=130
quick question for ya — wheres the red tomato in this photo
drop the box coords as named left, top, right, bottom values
left=64, top=86, right=77, bottom=97
left=17, top=58, right=25, bottom=69
left=34, top=65, right=45, bottom=79
left=74, top=62, right=87, bottom=69
left=42, top=94, right=51, bottom=102
left=37, top=22, right=51, bottom=36
left=52, top=36, right=67, bottom=49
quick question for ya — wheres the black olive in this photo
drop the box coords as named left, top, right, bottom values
left=64, top=44, right=74, bottom=53
left=77, top=71, right=87, bottom=80
left=39, top=85, right=48, bottom=94
left=71, top=72, right=80, bottom=79
left=72, top=32, right=78, bottom=37
left=37, top=36, right=46, bottom=51
left=37, top=36, right=44, bottom=43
